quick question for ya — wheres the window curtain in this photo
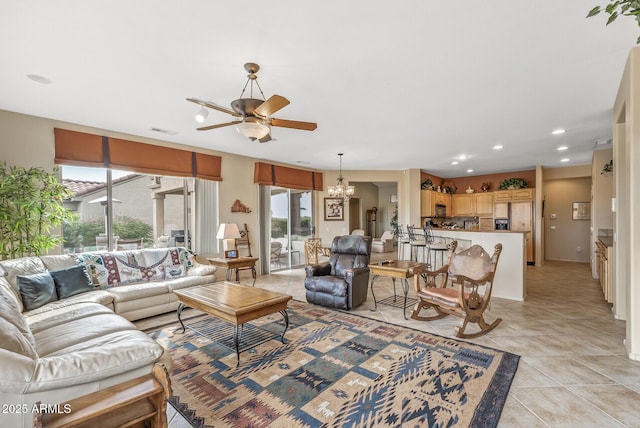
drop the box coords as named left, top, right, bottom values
left=54, top=128, right=222, bottom=181
left=253, top=162, right=323, bottom=191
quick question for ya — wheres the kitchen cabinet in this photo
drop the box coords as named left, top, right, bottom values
left=474, top=193, right=494, bottom=216
left=420, top=190, right=434, bottom=217
left=495, top=202, right=509, bottom=219
left=452, top=194, right=473, bottom=216
left=494, top=188, right=534, bottom=201
left=421, top=190, right=451, bottom=217
left=452, top=192, right=493, bottom=217
left=595, top=239, right=613, bottom=303
left=511, top=200, right=534, bottom=263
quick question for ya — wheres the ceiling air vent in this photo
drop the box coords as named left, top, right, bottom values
left=594, top=138, right=611, bottom=147
left=150, top=127, right=178, bottom=135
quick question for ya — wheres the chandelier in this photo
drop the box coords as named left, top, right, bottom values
left=327, top=153, right=355, bottom=203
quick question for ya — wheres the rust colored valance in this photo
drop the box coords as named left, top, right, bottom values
left=54, top=128, right=222, bottom=181
left=254, top=162, right=323, bottom=191
left=53, top=129, right=105, bottom=168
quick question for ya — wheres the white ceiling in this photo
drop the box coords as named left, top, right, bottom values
left=1, top=1, right=636, bottom=177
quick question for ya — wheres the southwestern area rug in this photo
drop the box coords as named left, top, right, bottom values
left=145, top=300, right=519, bottom=427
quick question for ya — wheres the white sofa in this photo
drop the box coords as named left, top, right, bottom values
left=0, top=247, right=216, bottom=428
left=371, top=230, right=395, bottom=253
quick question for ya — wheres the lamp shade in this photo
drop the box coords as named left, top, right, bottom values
left=217, top=223, right=241, bottom=253
left=216, top=223, right=241, bottom=239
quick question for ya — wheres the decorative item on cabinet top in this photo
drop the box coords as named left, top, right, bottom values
left=421, top=177, right=434, bottom=190
left=498, top=178, right=527, bottom=190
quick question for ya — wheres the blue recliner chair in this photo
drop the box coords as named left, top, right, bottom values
left=304, top=235, right=372, bottom=309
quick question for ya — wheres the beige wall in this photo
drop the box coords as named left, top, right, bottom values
left=613, top=46, right=640, bottom=360
left=543, top=177, right=592, bottom=262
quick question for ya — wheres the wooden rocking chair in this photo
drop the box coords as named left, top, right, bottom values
left=411, top=241, right=503, bottom=339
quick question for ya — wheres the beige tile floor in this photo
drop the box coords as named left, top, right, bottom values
left=155, top=253, right=640, bottom=427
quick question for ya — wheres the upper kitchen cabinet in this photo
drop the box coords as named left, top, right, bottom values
left=421, top=190, right=434, bottom=217
left=452, top=193, right=473, bottom=216
left=474, top=193, right=494, bottom=216
left=421, top=190, right=451, bottom=217
left=452, top=192, right=493, bottom=217
left=494, top=188, right=534, bottom=201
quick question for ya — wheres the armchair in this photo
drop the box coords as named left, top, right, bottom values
left=304, top=235, right=372, bottom=309
left=371, top=230, right=395, bottom=253
left=411, top=242, right=503, bottom=339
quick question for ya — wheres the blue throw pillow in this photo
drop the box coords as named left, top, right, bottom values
left=17, top=272, right=58, bottom=311
left=50, top=265, right=94, bottom=299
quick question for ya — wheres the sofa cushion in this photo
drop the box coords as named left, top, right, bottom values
left=0, top=291, right=37, bottom=357
left=39, top=254, right=81, bottom=272
left=106, top=281, right=170, bottom=302
left=50, top=265, right=94, bottom=299
left=17, top=272, right=58, bottom=311
left=0, top=257, right=46, bottom=289
left=0, top=276, right=23, bottom=312
left=0, top=317, right=37, bottom=359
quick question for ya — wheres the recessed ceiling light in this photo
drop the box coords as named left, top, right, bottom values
left=458, top=154, right=468, bottom=160
left=557, top=145, right=568, bottom=151
left=26, top=74, right=52, bottom=84
left=466, top=169, right=474, bottom=173
left=493, top=145, right=503, bottom=150
left=560, top=158, right=570, bottom=163
left=451, top=161, right=459, bottom=165
left=552, top=129, right=566, bottom=135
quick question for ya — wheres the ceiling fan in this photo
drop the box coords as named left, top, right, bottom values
left=187, top=62, right=317, bottom=143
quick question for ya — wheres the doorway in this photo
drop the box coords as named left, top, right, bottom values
left=348, top=198, right=360, bottom=234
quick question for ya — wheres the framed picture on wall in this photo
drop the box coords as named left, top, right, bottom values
left=324, top=198, right=344, bottom=221
left=572, top=202, right=590, bottom=220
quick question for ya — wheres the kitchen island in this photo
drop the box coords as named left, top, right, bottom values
left=429, top=229, right=527, bottom=301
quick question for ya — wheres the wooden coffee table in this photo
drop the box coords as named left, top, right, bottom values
left=369, top=260, right=429, bottom=319
left=173, top=282, right=292, bottom=366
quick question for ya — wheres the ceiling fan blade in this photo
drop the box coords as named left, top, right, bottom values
left=254, top=94, right=290, bottom=118
left=258, top=133, right=272, bottom=143
left=187, top=97, right=240, bottom=117
left=271, top=118, right=317, bottom=131
left=196, top=121, right=241, bottom=131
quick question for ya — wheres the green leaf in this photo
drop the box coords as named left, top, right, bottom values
left=587, top=6, right=602, bottom=17
left=637, top=34, right=640, bottom=44
left=606, top=11, right=619, bottom=24
left=606, top=1, right=620, bottom=14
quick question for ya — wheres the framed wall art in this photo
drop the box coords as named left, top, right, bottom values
left=324, top=198, right=344, bottom=221
left=572, top=202, right=590, bottom=220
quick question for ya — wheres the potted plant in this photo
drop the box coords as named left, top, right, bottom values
left=0, top=163, right=72, bottom=259
left=499, top=178, right=527, bottom=190
left=421, top=177, right=434, bottom=190
left=587, top=1, right=640, bottom=44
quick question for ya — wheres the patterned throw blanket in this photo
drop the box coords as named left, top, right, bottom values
left=147, top=300, right=519, bottom=427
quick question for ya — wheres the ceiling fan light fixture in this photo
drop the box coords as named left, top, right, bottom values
left=195, top=107, right=209, bottom=123
left=236, top=121, right=270, bottom=139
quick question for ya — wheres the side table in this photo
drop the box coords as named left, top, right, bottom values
left=207, top=256, right=258, bottom=286
left=369, top=260, right=429, bottom=319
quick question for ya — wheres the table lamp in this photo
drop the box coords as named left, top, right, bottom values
left=216, top=223, right=241, bottom=253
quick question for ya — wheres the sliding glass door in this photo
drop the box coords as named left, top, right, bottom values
left=266, top=186, right=313, bottom=272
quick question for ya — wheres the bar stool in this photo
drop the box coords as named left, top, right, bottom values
left=424, top=225, right=448, bottom=270
left=407, top=225, right=428, bottom=263
left=395, top=225, right=411, bottom=261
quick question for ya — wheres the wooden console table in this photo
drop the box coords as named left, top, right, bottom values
left=207, top=256, right=258, bottom=286
left=33, top=363, right=171, bottom=428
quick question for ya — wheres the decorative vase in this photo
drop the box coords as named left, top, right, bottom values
left=465, top=186, right=474, bottom=194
